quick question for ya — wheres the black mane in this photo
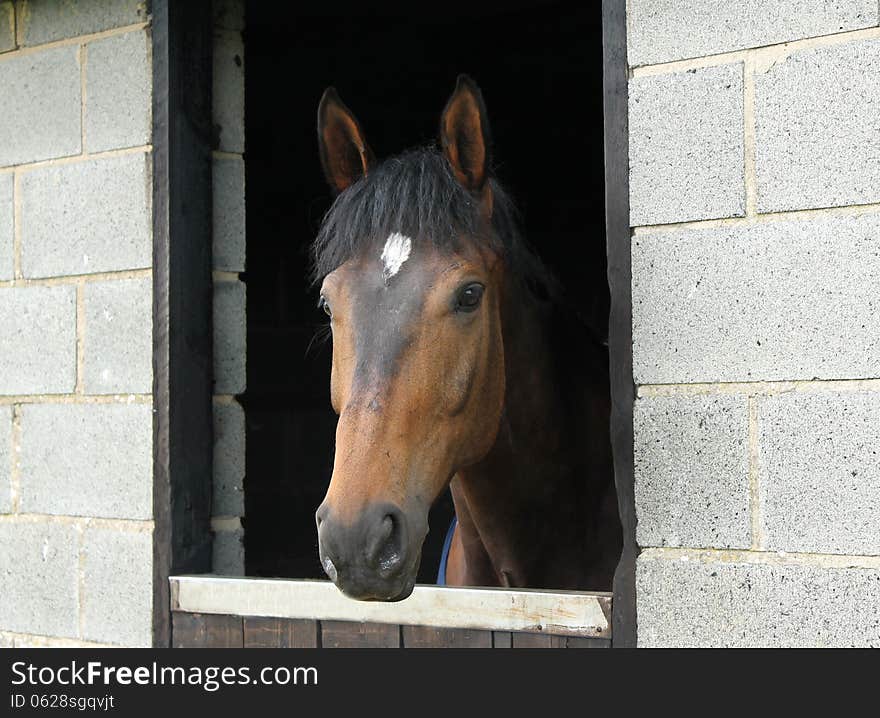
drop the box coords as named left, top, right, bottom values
left=312, top=146, right=554, bottom=296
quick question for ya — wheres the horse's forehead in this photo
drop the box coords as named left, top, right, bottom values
left=348, top=238, right=443, bottom=303
left=340, top=251, right=427, bottom=385
left=380, top=232, right=413, bottom=284
left=336, top=237, right=492, bottom=385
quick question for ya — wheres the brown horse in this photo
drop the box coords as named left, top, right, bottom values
left=313, top=76, right=620, bottom=601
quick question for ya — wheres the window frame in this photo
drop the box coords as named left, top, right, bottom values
left=154, top=0, right=635, bottom=648
left=151, top=0, right=215, bottom=648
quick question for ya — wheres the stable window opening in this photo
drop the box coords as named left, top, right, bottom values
left=241, top=0, right=619, bottom=595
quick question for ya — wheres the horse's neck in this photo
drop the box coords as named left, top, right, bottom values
left=451, top=287, right=616, bottom=589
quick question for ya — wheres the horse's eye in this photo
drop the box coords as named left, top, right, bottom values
left=455, top=283, right=485, bottom=313
left=320, top=296, right=332, bottom=317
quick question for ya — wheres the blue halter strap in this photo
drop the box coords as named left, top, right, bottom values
left=436, top=516, right=458, bottom=586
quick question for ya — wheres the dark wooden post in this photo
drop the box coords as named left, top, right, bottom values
left=151, top=0, right=215, bottom=648
left=602, top=0, right=637, bottom=648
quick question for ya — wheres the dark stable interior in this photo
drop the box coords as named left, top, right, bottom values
left=243, top=0, right=609, bottom=584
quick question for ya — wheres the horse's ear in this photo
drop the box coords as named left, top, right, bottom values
left=317, top=87, right=375, bottom=194
left=440, top=74, right=492, bottom=193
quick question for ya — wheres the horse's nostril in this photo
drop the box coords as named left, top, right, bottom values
left=379, top=515, right=393, bottom=543
left=378, top=548, right=402, bottom=572
left=378, top=533, right=401, bottom=572
left=322, top=555, right=338, bottom=582
left=368, top=510, right=405, bottom=575
left=318, top=502, right=415, bottom=594
left=315, top=503, right=329, bottom=529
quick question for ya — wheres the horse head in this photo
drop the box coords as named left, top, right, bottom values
left=313, top=77, right=511, bottom=600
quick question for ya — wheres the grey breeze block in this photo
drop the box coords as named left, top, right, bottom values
left=758, top=391, right=880, bottom=556
left=83, top=277, right=152, bottom=395
left=214, top=280, right=246, bottom=395
left=0, top=44, right=81, bottom=168
left=632, top=212, right=880, bottom=384
left=0, top=284, right=76, bottom=395
left=0, top=2, right=14, bottom=53
left=637, top=553, right=880, bottom=647
left=627, top=0, right=878, bottom=67
left=81, top=526, right=153, bottom=646
left=213, top=400, right=245, bottom=517
left=18, top=0, right=146, bottom=46
left=0, top=405, right=11, bottom=513
left=213, top=28, right=245, bottom=154
left=213, top=526, right=244, bottom=576
left=20, top=152, right=151, bottom=278
left=755, top=37, right=880, bottom=213
left=85, top=29, right=151, bottom=154
left=0, top=172, right=12, bottom=280
left=19, top=402, right=152, bottom=519
left=213, top=156, right=246, bottom=272
left=0, top=521, right=79, bottom=638
left=634, top=394, right=750, bottom=550
left=629, top=63, right=745, bottom=226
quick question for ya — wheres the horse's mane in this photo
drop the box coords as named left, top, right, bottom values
left=311, top=146, right=556, bottom=298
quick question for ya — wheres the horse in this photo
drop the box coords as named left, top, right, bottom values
left=312, top=75, right=620, bottom=601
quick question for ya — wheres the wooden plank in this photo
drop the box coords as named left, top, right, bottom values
left=174, top=612, right=610, bottom=649
left=243, top=617, right=319, bottom=648
left=172, top=613, right=242, bottom=648
left=321, top=621, right=400, bottom=648
left=508, top=633, right=612, bottom=648
left=401, top=626, right=492, bottom=648
left=602, top=0, right=636, bottom=649
left=171, top=612, right=205, bottom=647
left=170, top=576, right=612, bottom=638
left=492, top=631, right=513, bottom=648
left=151, top=0, right=214, bottom=648
left=511, top=632, right=568, bottom=648
left=203, top=615, right=244, bottom=648
left=565, top=637, right=612, bottom=649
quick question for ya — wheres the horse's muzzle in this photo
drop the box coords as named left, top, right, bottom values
left=315, top=501, right=422, bottom=601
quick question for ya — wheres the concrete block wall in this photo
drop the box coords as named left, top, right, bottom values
left=211, top=0, right=246, bottom=576
left=628, top=3, right=880, bottom=646
left=0, top=0, right=153, bottom=647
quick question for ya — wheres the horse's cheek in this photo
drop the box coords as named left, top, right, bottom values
left=483, top=327, right=506, bottom=444
left=329, top=322, right=357, bottom=415
left=329, top=363, right=341, bottom=415
left=456, top=326, right=505, bottom=465
left=329, top=347, right=346, bottom=415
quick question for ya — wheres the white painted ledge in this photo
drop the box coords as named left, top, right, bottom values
left=170, top=576, right=612, bottom=639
